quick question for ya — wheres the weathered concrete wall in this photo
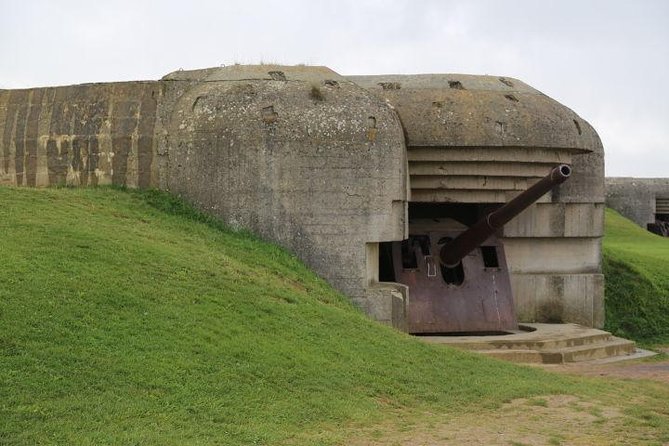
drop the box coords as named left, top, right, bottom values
left=0, top=83, right=161, bottom=188
left=159, top=65, right=409, bottom=325
left=606, top=177, right=669, bottom=227
left=352, top=74, right=605, bottom=327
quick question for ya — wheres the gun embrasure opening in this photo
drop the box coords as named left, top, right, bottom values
left=439, top=164, right=572, bottom=268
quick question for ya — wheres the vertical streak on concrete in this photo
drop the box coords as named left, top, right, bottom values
left=45, top=139, right=57, bottom=184
left=2, top=91, right=18, bottom=176
left=25, top=89, right=45, bottom=187
left=137, top=85, right=158, bottom=188
left=89, top=137, right=100, bottom=186
left=48, top=87, right=73, bottom=185
left=111, top=134, right=131, bottom=186
left=13, top=90, right=30, bottom=185
left=71, top=136, right=85, bottom=185
left=90, top=93, right=109, bottom=187
left=78, top=88, right=109, bottom=187
left=111, top=84, right=139, bottom=186
left=71, top=85, right=87, bottom=186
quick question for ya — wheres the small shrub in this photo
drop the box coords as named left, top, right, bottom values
left=309, top=85, right=325, bottom=101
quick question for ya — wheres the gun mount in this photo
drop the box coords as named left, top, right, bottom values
left=389, top=165, right=572, bottom=334
left=440, top=164, right=571, bottom=267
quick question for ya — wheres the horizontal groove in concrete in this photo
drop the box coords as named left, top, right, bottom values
left=408, top=161, right=558, bottom=177
left=406, top=147, right=574, bottom=164
left=409, top=189, right=553, bottom=204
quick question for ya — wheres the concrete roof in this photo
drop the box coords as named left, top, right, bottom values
left=349, top=74, right=602, bottom=154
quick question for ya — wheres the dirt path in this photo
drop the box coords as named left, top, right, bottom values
left=539, top=357, right=669, bottom=384
left=343, top=354, right=669, bottom=446
left=346, top=394, right=661, bottom=446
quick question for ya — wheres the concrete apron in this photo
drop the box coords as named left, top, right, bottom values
left=419, top=323, right=648, bottom=364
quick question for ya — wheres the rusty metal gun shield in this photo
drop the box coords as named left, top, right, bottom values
left=392, top=219, right=517, bottom=334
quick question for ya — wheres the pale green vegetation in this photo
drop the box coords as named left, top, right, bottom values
left=603, top=208, right=669, bottom=344
left=0, top=187, right=667, bottom=445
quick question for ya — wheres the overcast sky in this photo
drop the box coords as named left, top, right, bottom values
left=1, top=0, right=667, bottom=177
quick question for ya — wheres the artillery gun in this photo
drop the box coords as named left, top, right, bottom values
left=391, top=165, right=572, bottom=334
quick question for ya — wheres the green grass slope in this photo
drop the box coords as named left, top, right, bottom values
left=1, top=187, right=667, bottom=445
left=603, top=209, right=669, bottom=343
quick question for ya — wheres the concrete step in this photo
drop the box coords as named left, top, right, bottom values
left=478, top=349, right=545, bottom=363
left=539, top=337, right=636, bottom=364
left=468, top=338, right=635, bottom=364
left=441, top=331, right=612, bottom=352
left=421, top=324, right=637, bottom=364
left=524, top=332, right=614, bottom=351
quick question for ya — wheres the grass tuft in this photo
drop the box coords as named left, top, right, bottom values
left=309, top=84, right=325, bottom=101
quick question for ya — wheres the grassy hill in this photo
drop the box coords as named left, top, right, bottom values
left=1, top=187, right=668, bottom=445
left=603, top=209, right=669, bottom=344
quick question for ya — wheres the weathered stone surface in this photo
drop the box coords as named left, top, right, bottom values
left=558, top=149, right=605, bottom=204
left=503, top=203, right=604, bottom=238
left=504, top=238, right=601, bottom=274
left=0, top=82, right=161, bottom=188
left=511, top=273, right=604, bottom=327
left=606, top=177, right=669, bottom=227
left=349, top=74, right=600, bottom=151
left=162, top=65, right=408, bottom=311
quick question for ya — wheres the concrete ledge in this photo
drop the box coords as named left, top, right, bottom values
left=420, top=323, right=637, bottom=364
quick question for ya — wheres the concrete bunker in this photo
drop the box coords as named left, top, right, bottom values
left=352, top=74, right=605, bottom=333
left=0, top=66, right=605, bottom=334
left=606, top=178, right=669, bottom=237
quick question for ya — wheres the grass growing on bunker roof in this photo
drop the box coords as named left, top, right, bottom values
left=309, top=84, right=325, bottom=101
left=1, top=187, right=668, bottom=445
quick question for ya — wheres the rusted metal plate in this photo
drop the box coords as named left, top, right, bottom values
left=392, top=219, right=517, bottom=334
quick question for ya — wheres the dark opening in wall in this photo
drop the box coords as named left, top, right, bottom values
left=440, top=262, right=465, bottom=285
left=401, top=235, right=431, bottom=270
left=408, top=202, right=497, bottom=226
left=652, top=198, right=669, bottom=236
left=401, top=239, right=418, bottom=269
left=438, top=236, right=465, bottom=285
left=378, top=242, right=396, bottom=282
left=499, top=77, right=514, bottom=87
left=481, top=246, right=500, bottom=268
left=656, top=198, right=669, bottom=220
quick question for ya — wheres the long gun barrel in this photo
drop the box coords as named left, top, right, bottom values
left=439, top=164, right=572, bottom=267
